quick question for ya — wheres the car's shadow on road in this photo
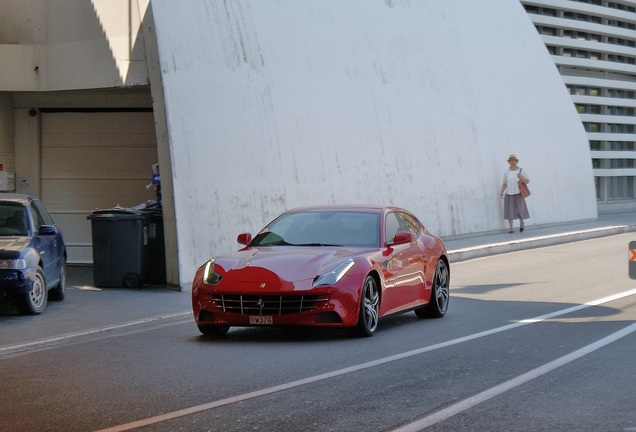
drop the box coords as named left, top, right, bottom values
left=0, top=296, right=19, bottom=316
left=189, top=309, right=437, bottom=344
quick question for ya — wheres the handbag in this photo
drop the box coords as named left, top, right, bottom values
left=518, top=168, right=530, bottom=198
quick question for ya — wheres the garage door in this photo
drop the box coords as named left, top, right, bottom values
left=41, top=111, right=159, bottom=264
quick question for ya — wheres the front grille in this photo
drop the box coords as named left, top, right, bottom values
left=208, top=294, right=330, bottom=315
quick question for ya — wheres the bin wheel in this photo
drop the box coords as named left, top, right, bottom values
left=123, top=273, right=140, bottom=287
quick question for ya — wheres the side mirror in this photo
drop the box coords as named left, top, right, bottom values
left=237, top=233, right=252, bottom=245
left=390, top=231, right=412, bottom=245
left=38, top=225, right=57, bottom=236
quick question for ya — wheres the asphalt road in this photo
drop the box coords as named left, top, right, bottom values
left=1, top=233, right=635, bottom=432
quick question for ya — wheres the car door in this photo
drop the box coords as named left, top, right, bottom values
left=29, top=200, right=60, bottom=286
left=380, top=211, right=426, bottom=314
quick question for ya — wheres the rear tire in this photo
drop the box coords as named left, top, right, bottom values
left=16, top=267, right=47, bottom=315
left=347, top=275, right=380, bottom=337
left=415, top=259, right=449, bottom=319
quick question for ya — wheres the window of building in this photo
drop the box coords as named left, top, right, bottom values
left=608, top=176, right=635, bottom=200
left=607, top=54, right=636, bottom=64
left=538, top=26, right=557, bottom=36
left=608, top=124, right=635, bottom=133
left=607, top=19, right=636, bottom=30
left=610, top=141, right=636, bottom=151
left=573, top=0, right=602, bottom=5
left=608, top=37, right=636, bottom=47
left=608, top=2, right=636, bottom=13
left=524, top=5, right=557, bottom=16
left=610, top=159, right=635, bottom=168
left=608, top=89, right=635, bottom=98
left=608, top=106, right=635, bottom=116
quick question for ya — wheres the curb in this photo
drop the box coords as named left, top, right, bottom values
left=448, top=225, right=636, bottom=263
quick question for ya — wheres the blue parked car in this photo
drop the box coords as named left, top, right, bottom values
left=0, top=194, right=66, bottom=315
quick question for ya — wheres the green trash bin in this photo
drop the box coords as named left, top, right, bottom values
left=88, top=208, right=149, bottom=288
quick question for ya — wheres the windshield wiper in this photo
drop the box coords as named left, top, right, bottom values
left=255, top=240, right=291, bottom=246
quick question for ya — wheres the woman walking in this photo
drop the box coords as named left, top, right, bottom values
left=500, top=154, right=530, bottom=233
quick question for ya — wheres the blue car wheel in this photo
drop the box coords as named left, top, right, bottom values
left=16, top=267, right=47, bottom=315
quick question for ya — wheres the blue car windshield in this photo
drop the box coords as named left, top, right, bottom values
left=0, top=203, right=29, bottom=236
left=251, top=211, right=380, bottom=247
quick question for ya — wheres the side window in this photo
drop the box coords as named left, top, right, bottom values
left=397, top=212, right=421, bottom=239
left=35, top=201, right=54, bottom=225
left=385, top=212, right=400, bottom=243
left=30, top=201, right=53, bottom=229
left=30, top=203, right=45, bottom=229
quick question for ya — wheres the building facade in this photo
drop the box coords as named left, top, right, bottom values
left=0, top=1, right=610, bottom=290
left=522, top=0, right=636, bottom=211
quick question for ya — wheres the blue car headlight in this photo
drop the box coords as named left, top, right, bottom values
left=0, top=259, right=27, bottom=270
left=202, top=259, right=223, bottom=286
left=313, top=258, right=355, bottom=287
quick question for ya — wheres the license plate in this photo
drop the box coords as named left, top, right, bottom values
left=249, top=316, right=273, bottom=325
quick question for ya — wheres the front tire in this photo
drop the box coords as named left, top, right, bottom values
left=347, top=275, right=380, bottom=337
left=16, top=267, right=47, bottom=315
left=415, top=259, right=449, bottom=319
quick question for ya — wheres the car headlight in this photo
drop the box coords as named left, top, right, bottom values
left=202, top=259, right=223, bottom=286
left=313, top=258, right=355, bottom=287
left=0, top=259, right=27, bottom=270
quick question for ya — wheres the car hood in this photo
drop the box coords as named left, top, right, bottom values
left=0, top=236, right=31, bottom=258
left=215, top=246, right=367, bottom=283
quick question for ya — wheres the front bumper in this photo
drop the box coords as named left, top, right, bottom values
left=0, top=269, right=36, bottom=294
left=192, top=285, right=360, bottom=328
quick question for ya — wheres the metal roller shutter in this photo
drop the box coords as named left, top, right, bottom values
left=41, top=111, right=159, bottom=264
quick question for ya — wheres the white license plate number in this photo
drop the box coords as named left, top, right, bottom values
left=249, top=316, right=273, bottom=325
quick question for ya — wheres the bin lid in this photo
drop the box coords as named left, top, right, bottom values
left=87, top=208, right=147, bottom=221
left=140, top=207, right=163, bottom=219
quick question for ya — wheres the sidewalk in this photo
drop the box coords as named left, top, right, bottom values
left=443, top=210, right=636, bottom=263
left=1, top=210, right=634, bottom=354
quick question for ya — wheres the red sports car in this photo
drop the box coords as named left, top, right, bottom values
left=191, top=205, right=449, bottom=337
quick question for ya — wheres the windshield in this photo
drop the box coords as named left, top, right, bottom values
left=0, top=203, right=29, bottom=236
left=251, top=211, right=380, bottom=247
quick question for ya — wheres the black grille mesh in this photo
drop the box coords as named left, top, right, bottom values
left=208, top=294, right=330, bottom=315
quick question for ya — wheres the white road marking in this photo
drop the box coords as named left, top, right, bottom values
left=391, top=321, right=636, bottom=432
left=0, top=312, right=192, bottom=358
left=93, top=288, right=636, bottom=432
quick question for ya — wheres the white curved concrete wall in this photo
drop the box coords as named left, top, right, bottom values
left=150, top=0, right=597, bottom=288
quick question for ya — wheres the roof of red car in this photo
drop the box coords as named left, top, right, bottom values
left=286, top=204, right=401, bottom=213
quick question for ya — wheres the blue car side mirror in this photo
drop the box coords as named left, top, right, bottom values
left=38, top=225, right=57, bottom=236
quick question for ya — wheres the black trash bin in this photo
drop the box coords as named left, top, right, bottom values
left=88, top=208, right=149, bottom=288
left=141, top=207, right=166, bottom=285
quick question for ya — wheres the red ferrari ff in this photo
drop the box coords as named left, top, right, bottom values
left=191, top=205, right=449, bottom=337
